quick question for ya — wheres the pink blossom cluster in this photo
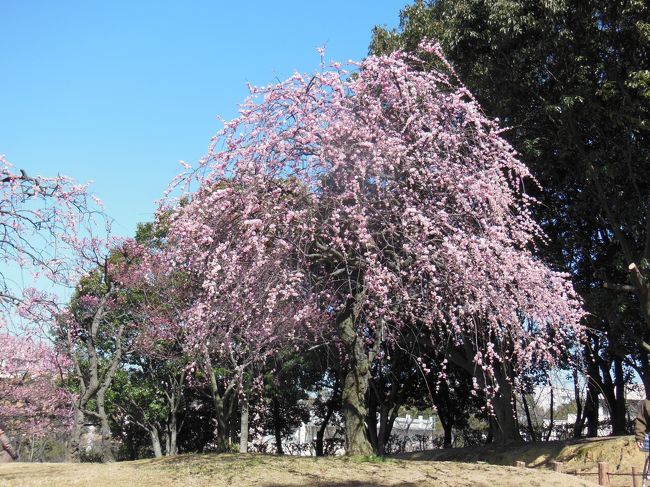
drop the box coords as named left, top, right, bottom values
left=0, top=333, right=72, bottom=440
left=0, top=155, right=111, bottom=312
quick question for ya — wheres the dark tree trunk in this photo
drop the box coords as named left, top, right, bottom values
left=489, top=365, right=521, bottom=444
left=272, top=396, right=284, bottom=455
left=612, top=356, right=627, bottom=435
left=431, top=380, right=454, bottom=448
left=315, top=382, right=338, bottom=457
left=375, top=404, right=397, bottom=456
left=447, top=336, right=519, bottom=444
left=639, top=349, right=650, bottom=400
left=545, top=387, right=554, bottom=442
left=585, top=354, right=600, bottom=437
left=207, top=361, right=236, bottom=453
left=366, top=391, right=378, bottom=453
left=521, top=393, right=537, bottom=442
left=572, top=369, right=584, bottom=438
left=442, top=418, right=453, bottom=448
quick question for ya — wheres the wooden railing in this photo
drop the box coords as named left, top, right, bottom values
left=515, top=459, right=647, bottom=486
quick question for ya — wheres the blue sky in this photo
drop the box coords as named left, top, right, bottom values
left=1, top=1, right=407, bottom=237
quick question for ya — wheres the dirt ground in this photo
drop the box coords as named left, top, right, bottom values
left=0, top=452, right=600, bottom=487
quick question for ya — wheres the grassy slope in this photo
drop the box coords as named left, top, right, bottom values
left=0, top=451, right=600, bottom=487
left=6, top=436, right=645, bottom=487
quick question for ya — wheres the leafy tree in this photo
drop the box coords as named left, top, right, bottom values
left=371, top=0, right=650, bottom=436
left=258, top=352, right=315, bottom=454
left=56, top=248, right=143, bottom=462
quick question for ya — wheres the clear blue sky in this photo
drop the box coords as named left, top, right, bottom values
left=1, top=1, right=407, bottom=237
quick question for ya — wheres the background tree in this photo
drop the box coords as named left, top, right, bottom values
left=0, top=154, right=108, bottom=458
left=165, top=179, right=321, bottom=452
left=0, top=334, right=72, bottom=461
left=55, top=244, right=146, bottom=462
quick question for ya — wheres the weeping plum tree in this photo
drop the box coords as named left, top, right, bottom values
left=167, top=43, right=584, bottom=454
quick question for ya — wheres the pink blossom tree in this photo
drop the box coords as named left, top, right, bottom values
left=109, top=224, right=195, bottom=458
left=0, top=155, right=111, bottom=459
left=165, top=180, right=322, bottom=452
left=168, top=43, right=584, bottom=454
left=0, top=333, right=72, bottom=460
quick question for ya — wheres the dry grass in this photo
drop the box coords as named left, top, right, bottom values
left=0, top=451, right=600, bottom=487
left=400, top=435, right=646, bottom=487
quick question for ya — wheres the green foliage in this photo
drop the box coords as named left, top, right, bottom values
left=371, top=0, right=650, bottom=424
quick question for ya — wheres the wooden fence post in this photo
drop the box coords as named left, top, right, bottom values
left=552, top=461, right=563, bottom=473
left=515, top=461, right=526, bottom=469
left=598, top=462, right=609, bottom=486
left=632, top=466, right=640, bottom=487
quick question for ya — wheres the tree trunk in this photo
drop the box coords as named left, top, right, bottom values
left=337, top=298, right=373, bottom=456
left=164, top=429, right=170, bottom=456
left=0, top=428, right=18, bottom=461
left=341, top=362, right=372, bottom=455
left=150, top=429, right=163, bottom=458
left=239, top=398, right=249, bottom=453
left=206, top=363, right=234, bottom=453
left=168, top=412, right=178, bottom=456
left=521, top=393, right=537, bottom=442
left=432, top=380, right=454, bottom=448
left=639, top=348, right=650, bottom=400
left=214, top=396, right=230, bottom=452
left=612, top=356, right=627, bottom=435
left=272, top=396, right=284, bottom=455
left=96, top=390, right=115, bottom=462
left=585, top=352, right=600, bottom=437
left=375, top=404, right=392, bottom=456
left=442, top=418, right=453, bottom=448
left=69, top=407, right=85, bottom=462
left=366, top=391, right=378, bottom=454
left=545, top=386, right=554, bottom=442
left=489, top=365, right=521, bottom=444
left=572, top=369, right=584, bottom=438
left=490, top=389, right=520, bottom=443
left=315, top=386, right=337, bottom=457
